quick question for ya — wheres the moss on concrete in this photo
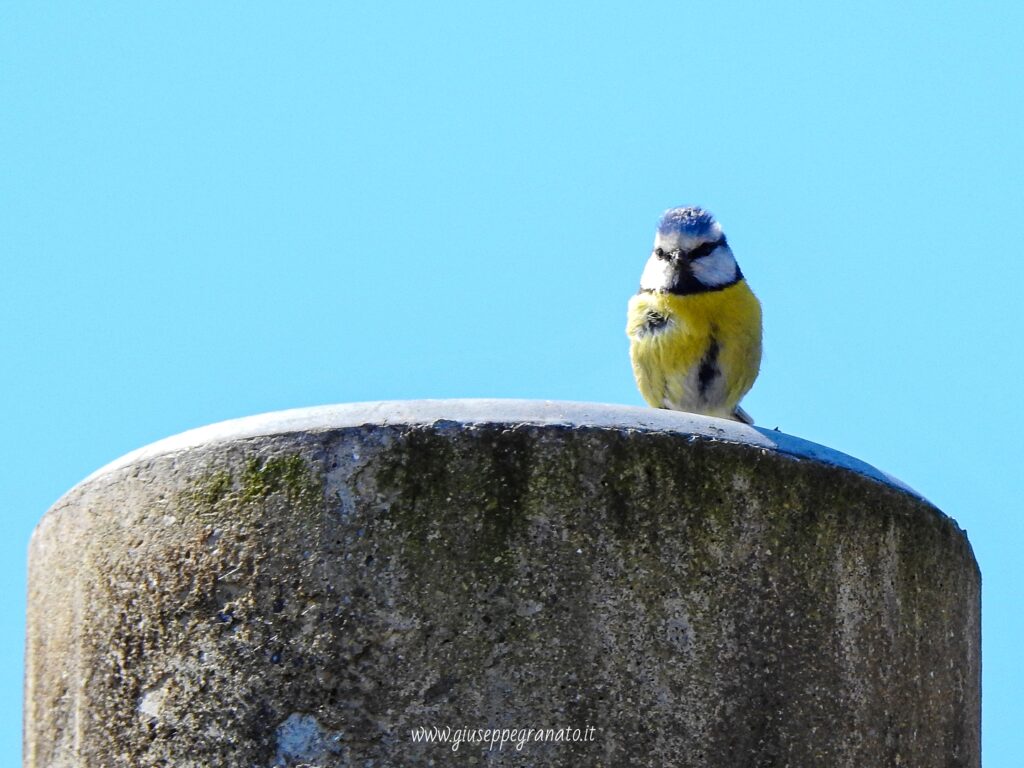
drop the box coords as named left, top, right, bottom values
left=238, top=454, right=322, bottom=505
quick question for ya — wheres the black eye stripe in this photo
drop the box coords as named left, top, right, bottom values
left=651, top=236, right=726, bottom=261
left=686, top=237, right=726, bottom=260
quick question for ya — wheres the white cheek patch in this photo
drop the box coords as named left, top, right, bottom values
left=639, top=254, right=673, bottom=291
left=690, top=246, right=738, bottom=287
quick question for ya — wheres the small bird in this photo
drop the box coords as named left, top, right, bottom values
left=626, top=206, right=762, bottom=423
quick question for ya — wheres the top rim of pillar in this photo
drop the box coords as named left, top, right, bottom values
left=78, top=399, right=926, bottom=503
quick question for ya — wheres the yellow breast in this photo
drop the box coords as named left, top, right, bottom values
left=626, top=281, right=762, bottom=418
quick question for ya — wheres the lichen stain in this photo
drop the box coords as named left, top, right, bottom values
left=271, top=712, right=344, bottom=767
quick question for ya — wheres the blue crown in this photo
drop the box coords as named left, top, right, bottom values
left=657, top=206, right=717, bottom=237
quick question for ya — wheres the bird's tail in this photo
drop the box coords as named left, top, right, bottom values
left=733, top=406, right=754, bottom=425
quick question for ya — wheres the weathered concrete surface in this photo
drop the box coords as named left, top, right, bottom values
left=25, top=400, right=980, bottom=767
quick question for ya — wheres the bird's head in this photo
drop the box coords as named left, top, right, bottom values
left=639, top=206, right=741, bottom=294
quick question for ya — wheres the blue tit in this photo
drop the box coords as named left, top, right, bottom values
left=626, top=206, right=762, bottom=423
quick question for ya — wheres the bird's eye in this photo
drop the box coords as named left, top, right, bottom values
left=654, top=247, right=666, bottom=259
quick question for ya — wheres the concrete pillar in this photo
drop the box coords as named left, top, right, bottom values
left=25, top=400, right=980, bottom=767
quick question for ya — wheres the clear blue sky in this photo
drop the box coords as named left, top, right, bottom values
left=3, top=2, right=1021, bottom=762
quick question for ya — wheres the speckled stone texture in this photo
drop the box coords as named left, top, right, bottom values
left=25, top=401, right=980, bottom=768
